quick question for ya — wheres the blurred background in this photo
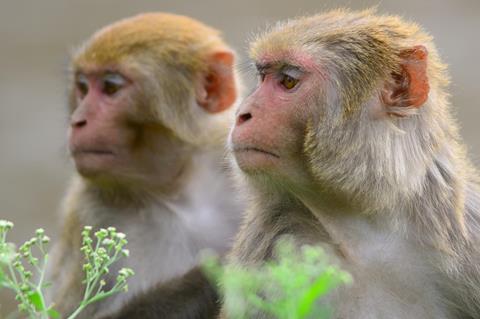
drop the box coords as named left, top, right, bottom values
left=0, top=0, right=479, bottom=313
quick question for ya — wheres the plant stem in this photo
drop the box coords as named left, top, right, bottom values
left=66, top=304, right=86, bottom=319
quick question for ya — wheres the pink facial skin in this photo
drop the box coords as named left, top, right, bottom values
left=68, top=69, right=138, bottom=178
left=231, top=51, right=322, bottom=181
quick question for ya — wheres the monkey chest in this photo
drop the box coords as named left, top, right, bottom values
left=326, top=232, right=453, bottom=319
left=92, top=212, right=216, bottom=317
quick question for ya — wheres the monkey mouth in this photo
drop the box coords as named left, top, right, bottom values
left=233, top=146, right=280, bottom=158
left=71, top=148, right=115, bottom=157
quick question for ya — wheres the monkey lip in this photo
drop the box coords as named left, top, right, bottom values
left=71, top=148, right=116, bottom=157
left=233, top=146, right=280, bottom=158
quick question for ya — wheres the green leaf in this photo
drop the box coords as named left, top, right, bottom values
left=296, top=271, right=334, bottom=317
left=47, top=308, right=61, bottom=318
left=28, top=290, right=45, bottom=311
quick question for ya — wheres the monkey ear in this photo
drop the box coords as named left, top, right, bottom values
left=382, top=45, right=430, bottom=113
left=195, top=51, right=237, bottom=113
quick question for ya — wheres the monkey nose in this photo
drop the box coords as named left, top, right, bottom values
left=236, top=112, right=252, bottom=126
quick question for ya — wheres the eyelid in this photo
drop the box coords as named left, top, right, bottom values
left=76, top=73, right=88, bottom=84
left=75, top=73, right=89, bottom=98
left=281, top=67, right=303, bottom=79
left=104, top=73, right=126, bottom=86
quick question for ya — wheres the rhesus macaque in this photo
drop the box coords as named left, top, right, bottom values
left=222, top=9, right=480, bottom=319
left=46, top=13, right=243, bottom=319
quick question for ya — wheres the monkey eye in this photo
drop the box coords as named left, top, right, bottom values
left=75, top=74, right=89, bottom=98
left=278, top=67, right=302, bottom=91
left=102, top=73, right=126, bottom=96
left=279, top=74, right=299, bottom=90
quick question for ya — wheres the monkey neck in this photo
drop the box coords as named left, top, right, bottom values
left=159, top=148, right=234, bottom=213
left=250, top=131, right=472, bottom=255
left=76, top=146, right=232, bottom=211
left=73, top=147, right=240, bottom=255
left=301, top=137, right=470, bottom=254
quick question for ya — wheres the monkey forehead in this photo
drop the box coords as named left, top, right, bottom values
left=74, top=12, right=227, bottom=71
left=255, top=49, right=321, bottom=73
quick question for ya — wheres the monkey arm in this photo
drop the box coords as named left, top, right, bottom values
left=98, top=267, right=220, bottom=319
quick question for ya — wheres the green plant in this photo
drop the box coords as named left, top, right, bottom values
left=0, top=220, right=134, bottom=319
left=204, top=239, right=351, bottom=319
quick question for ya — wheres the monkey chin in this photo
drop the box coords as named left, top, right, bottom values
left=233, top=147, right=280, bottom=173
left=72, top=151, right=120, bottom=180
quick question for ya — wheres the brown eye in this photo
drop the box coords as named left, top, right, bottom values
left=102, top=73, right=126, bottom=96
left=76, top=75, right=88, bottom=98
left=280, top=74, right=299, bottom=90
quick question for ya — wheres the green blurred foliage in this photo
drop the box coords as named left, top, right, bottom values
left=0, top=220, right=133, bottom=319
left=204, top=238, right=352, bottom=319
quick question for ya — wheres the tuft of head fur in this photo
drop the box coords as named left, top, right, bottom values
left=76, top=13, right=225, bottom=73
left=251, top=8, right=448, bottom=115
left=72, top=13, right=239, bottom=147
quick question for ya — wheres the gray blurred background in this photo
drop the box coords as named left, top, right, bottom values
left=0, top=0, right=479, bottom=314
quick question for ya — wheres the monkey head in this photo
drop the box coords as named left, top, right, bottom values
left=67, top=13, right=238, bottom=188
left=231, top=9, right=450, bottom=208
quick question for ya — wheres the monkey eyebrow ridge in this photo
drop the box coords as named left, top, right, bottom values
left=255, top=62, right=304, bottom=75
left=255, top=62, right=274, bottom=73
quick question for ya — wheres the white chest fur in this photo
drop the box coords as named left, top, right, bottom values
left=321, top=216, right=454, bottom=319
left=87, top=152, right=242, bottom=317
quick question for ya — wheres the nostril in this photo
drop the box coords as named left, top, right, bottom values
left=72, top=119, right=87, bottom=128
left=237, top=112, right=252, bottom=125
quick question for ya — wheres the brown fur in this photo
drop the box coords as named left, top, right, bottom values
left=223, top=9, right=480, bottom=319
left=47, top=13, right=242, bottom=319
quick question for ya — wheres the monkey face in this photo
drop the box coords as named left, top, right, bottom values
left=68, top=70, right=135, bottom=176
left=68, top=68, right=190, bottom=187
left=65, top=12, right=239, bottom=190
left=230, top=55, right=318, bottom=185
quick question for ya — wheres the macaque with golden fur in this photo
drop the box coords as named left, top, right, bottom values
left=222, top=9, right=480, bottom=319
left=46, top=13, right=242, bottom=319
